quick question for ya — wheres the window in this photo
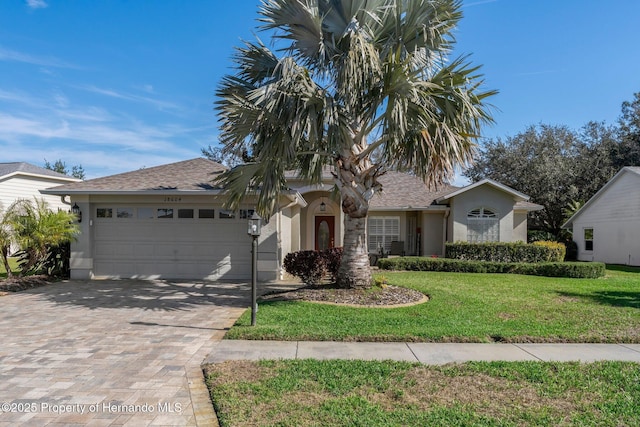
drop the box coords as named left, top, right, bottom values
left=584, top=228, right=594, bottom=251
left=138, top=208, right=154, bottom=219
left=368, top=216, right=400, bottom=253
left=219, top=210, right=235, bottom=219
left=240, top=209, right=255, bottom=219
left=96, top=208, right=112, bottom=218
left=198, top=209, right=215, bottom=219
left=116, top=208, right=134, bottom=218
left=157, top=208, right=174, bottom=219
left=467, top=208, right=499, bottom=243
left=178, top=209, right=194, bottom=219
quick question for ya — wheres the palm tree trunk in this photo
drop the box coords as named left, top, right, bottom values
left=1, top=246, right=12, bottom=278
left=336, top=214, right=371, bottom=289
left=334, top=153, right=379, bottom=289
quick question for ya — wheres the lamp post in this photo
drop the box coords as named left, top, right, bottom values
left=247, top=211, right=262, bottom=326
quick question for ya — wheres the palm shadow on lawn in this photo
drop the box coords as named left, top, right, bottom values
left=22, top=279, right=289, bottom=312
left=556, top=290, right=640, bottom=309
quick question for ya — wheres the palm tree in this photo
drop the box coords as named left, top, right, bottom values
left=4, top=198, right=78, bottom=276
left=215, top=0, right=496, bottom=288
left=0, top=211, right=14, bottom=277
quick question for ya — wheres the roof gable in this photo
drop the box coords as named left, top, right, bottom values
left=563, top=166, right=640, bottom=228
left=436, top=178, right=530, bottom=203
left=0, top=162, right=80, bottom=182
left=42, top=158, right=227, bottom=194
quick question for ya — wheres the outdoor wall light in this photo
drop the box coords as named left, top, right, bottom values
left=320, top=200, right=326, bottom=212
left=71, top=203, right=82, bottom=223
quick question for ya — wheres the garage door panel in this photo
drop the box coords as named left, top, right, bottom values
left=93, top=213, right=252, bottom=280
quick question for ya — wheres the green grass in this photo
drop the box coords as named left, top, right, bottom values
left=227, top=267, right=640, bottom=342
left=0, top=257, right=20, bottom=279
left=205, top=359, right=640, bottom=427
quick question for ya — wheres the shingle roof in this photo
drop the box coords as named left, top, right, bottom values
left=371, top=172, right=458, bottom=209
left=41, top=158, right=540, bottom=211
left=0, top=162, right=78, bottom=181
left=42, top=158, right=226, bottom=194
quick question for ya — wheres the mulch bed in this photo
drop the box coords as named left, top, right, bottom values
left=0, top=275, right=53, bottom=294
left=260, top=284, right=428, bottom=307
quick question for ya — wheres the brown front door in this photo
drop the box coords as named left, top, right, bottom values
left=315, top=216, right=335, bottom=251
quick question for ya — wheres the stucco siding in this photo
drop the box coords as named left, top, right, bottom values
left=450, top=185, right=519, bottom=243
left=422, top=212, right=445, bottom=256
left=513, top=211, right=528, bottom=242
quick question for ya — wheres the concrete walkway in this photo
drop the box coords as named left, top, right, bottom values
left=205, top=340, right=640, bottom=365
left=0, top=279, right=254, bottom=427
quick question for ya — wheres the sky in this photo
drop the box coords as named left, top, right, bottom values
left=1, top=0, right=639, bottom=180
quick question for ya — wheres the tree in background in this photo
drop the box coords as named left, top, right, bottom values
left=201, top=145, right=252, bottom=167
left=614, top=91, right=640, bottom=168
left=464, top=92, right=640, bottom=240
left=215, top=0, right=496, bottom=288
left=44, top=159, right=86, bottom=180
left=464, top=124, right=616, bottom=238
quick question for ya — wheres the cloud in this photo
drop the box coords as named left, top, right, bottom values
left=0, top=46, right=78, bottom=69
left=26, top=0, right=48, bottom=9
left=77, top=85, right=181, bottom=111
left=463, top=0, right=498, bottom=7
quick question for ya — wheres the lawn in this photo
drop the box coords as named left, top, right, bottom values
left=0, top=257, right=20, bottom=279
left=205, top=359, right=640, bottom=427
left=226, top=267, right=640, bottom=342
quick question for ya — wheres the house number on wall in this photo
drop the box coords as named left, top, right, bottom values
left=164, top=197, right=182, bottom=202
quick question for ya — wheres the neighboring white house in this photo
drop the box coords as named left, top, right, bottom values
left=42, top=158, right=542, bottom=281
left=563, top=166, right=640, bottom=266
left=0, top=162, right=82, bottom=213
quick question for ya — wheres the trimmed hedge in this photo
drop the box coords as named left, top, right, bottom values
left=445, top=241, right=566, bottom=263
left=377, top=257, right=605, bottom=279
left=283, top=247, right=343, bottom=285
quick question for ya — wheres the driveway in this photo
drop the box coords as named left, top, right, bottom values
left=0, top=279, right=252, bottom=426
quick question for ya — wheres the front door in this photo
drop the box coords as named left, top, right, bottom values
left=315, top=216, right=335, bottom=251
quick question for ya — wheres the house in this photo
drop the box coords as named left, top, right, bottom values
left=41, top=158, right=542, bottom=281
left=563, top=166, right=640, bottom=266
left=0, top=162, right=81, bottom=213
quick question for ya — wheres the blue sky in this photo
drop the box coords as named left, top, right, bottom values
left=1, top=0, right=639, bottom=180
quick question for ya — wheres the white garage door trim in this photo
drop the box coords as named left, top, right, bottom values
left=92, top=205, right=254, bottom=280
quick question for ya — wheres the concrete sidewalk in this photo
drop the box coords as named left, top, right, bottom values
left=205, top=341, right=640, bottom=365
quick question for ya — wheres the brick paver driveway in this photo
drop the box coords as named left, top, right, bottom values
left=0, top=279, right=251, bottom=426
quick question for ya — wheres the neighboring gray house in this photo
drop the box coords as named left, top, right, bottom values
left=42, top=158, right=541, bottom=281
left=563, top=166, right=640, bottom=266
left=0, top=162, right=81, bottom=213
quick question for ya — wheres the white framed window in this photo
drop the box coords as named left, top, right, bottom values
left=368, top=216, right=400, bottom=252
left=584, top=228, right=594, bottom=251
left=467, top=207, right=499, bottom=243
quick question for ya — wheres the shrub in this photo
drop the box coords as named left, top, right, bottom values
left=283, top=247, right=343, bottom=285
left=322, top=247, right=343, bottom=282
left=531, top=240, right=566, bottom=262
left=283, top=251, right=326, bottom=285
left=445, top=241, right=566, bottom=263
left=377, top=256, right=605, bottom=279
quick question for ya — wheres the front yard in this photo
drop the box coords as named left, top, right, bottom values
left=227, top=266, right=640, bottom=343
left=206, top=359, right=640, bottom=427
left=209, top=266, right=640, bottom=426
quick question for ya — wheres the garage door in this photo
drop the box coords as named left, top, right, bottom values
left=93, top=206, right=252, bottom=280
